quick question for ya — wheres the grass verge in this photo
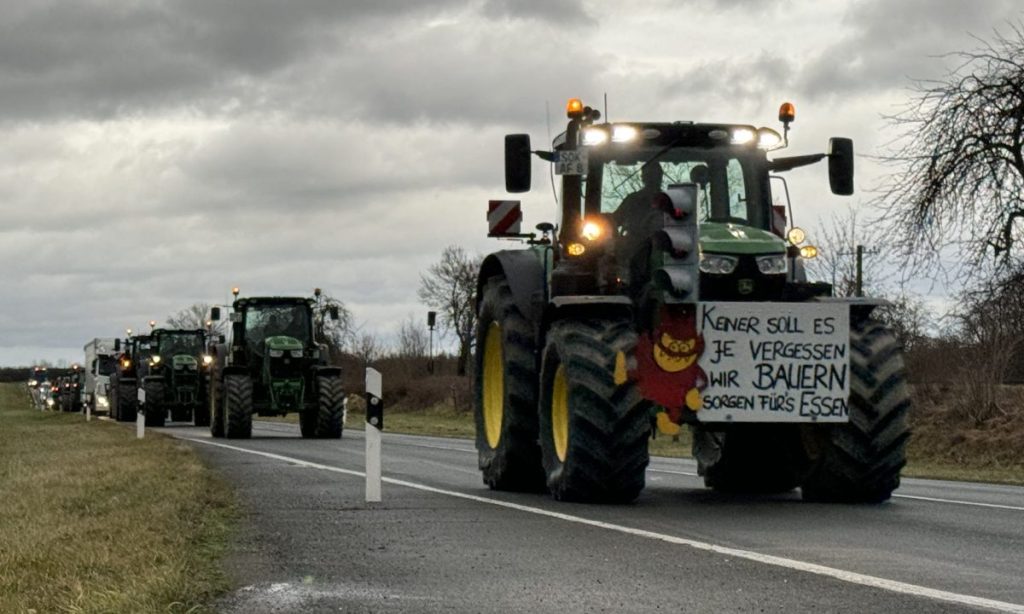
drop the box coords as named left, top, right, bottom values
left=0, top=383, right=236, bottom=613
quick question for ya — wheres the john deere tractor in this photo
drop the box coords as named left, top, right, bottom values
left=474, top=99, right=910, bottom=503
left=207, top=294, right=344, bottom=439
left=138, top=328, right=213, bottom=425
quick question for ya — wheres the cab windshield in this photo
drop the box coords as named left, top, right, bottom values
left=587, top=147, right=767, bottom=229
left=244, top=304, right=311, bottom=354
left=159, top=334, right=204, bottom=357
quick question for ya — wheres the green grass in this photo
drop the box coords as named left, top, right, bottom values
left=0, top=383, right=236, bottom=613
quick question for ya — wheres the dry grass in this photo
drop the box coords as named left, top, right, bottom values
left=0, top=383, right=236, bottom=613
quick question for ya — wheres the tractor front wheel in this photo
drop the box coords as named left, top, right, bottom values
left=473, top=276, right=545, bottom=492
left=538, top=319, right=651, bottom=503
left=800, top=318, right=911, bottom=503
left=223, top=374, right=253, bottom=439
left=143, top=380, right=165, bottom=427
left=314, top=375, right=344, bottom=439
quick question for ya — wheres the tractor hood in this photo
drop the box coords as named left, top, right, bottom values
left=265, top=336, right=304, bottom=352
left=172, top=355, right=198, bottom=369
left=699, top=222, right=785, bottom=255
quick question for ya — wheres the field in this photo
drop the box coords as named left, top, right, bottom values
left=0, top=384, right=235, bottom=613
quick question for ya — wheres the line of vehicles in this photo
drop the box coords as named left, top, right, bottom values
left=28, top=290, right=346, bottom=439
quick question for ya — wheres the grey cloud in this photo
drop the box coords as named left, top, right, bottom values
left=797, top=0, right=1023, bottom=98
left=480, top=0, right=595, bottom=25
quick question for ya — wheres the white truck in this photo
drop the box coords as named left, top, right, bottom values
left=83, top=338, right=119, bottom=415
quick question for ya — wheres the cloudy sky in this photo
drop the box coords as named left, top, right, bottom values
left=2, top=0, right=1021, bottom=366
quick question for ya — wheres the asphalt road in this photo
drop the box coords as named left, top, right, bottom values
left=157, top=420, right=1024, bottom=613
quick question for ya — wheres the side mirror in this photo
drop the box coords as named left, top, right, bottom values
left=210, top=307, right=221, bottom=321
left=505, top=134, right=532, bottom=193
left=828, top=137, right=854, bottom=196
left=328, top=306, right=339, bottom=321
left=114, top=339, right=121, bottom=351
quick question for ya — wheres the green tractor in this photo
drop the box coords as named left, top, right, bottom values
left=474, top=98, right=910, bottom=503
left=207, top=294, right=344, bottom=439
left=145, top=328, right=212, bottom=426
left=109, top=334, right=154, bottom=423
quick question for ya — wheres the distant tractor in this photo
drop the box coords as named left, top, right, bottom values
left=27, top=367, right=48, bottom=409
left=145, top=328, right=212, bottom=425
left=109, top=334, right=155, bottom=423
left=57, top=366, right=84, bottom=412
left=207, top=293, right=344, bottom=439
left=474, top=99, right=910, bottom=503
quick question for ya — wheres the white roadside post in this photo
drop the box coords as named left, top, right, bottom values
left=85, top=396, right=91, bottom=422
left=136, top=387, right=145, bottom=439
left=365, top=368, right=383, bottom=503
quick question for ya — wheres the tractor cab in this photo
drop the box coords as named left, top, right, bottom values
left=149, top=328, right=211, bottom=422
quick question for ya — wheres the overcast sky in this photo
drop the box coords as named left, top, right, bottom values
left=2, top=0, right=1021, bottom=366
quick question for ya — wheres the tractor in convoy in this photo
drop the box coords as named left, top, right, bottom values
left=207, top=290, right=344, bottom=439
left=474, top=98, right=910, bottom=503
left=145, top=328, right=212, bottom=425
left=57, top=365, right=84, bottom=412
left=27, top=366, right=49, bottom=409
left=109, top=333, right=156, bottom=424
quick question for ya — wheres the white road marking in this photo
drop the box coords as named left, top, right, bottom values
left=893, top=494, right=1024, bottom=512
left=648, top=468, right=699, bottom=477
left=178, top=436, right=1024, bottom=614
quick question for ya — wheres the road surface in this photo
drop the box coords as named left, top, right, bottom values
left=158, top=420, right=1024, bottom=613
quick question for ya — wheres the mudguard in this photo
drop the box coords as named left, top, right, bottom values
left=476, top=250, right=546, bottom=323
left=313, top=366, right=342, bottom=378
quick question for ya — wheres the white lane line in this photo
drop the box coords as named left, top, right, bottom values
left=178, top=436, right=1024, bottom=614
left=244, top=425, right=1024, bottom=510
left=893, top=494, right=1024, bottom=512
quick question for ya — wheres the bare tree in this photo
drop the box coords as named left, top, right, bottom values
left=355, top=331, right=382, bottom=367
left=418, top=245, right=482, bottom=376
left=167, top=302, right=225, bottom=333
left=396, top=314, right=428, bottom=358
left=312, top=294, right=356, bottom=357
left=873, top=293, right=934, bottom=355
left=950, top=266, right=1024, bottom=424
left=876, top=24, right=1024, bottom=273
left=805, top=206, right=885, bottom=296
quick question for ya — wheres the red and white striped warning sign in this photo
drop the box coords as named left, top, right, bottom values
left=487, top=200, right=522, bottom=237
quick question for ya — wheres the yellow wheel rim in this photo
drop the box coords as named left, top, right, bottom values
left=551, top=364, right=569, bottom=463
left=482, top=322, right=504, bottom=449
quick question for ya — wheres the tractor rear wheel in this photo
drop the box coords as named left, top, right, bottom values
left=209, top=373, right=224, bottom=437
left=538, top=319, right=651, bottom=503
left=224, top=374, right=253, bottom=439
left=800, top=318, right=911, bottom=503
left=143, top=380, right=166, bottom=427
left=314, top=375, right=344, bottom=439
left=473, top=276, right=545, bottom=492
left=695, top=425, right=805, bottom=494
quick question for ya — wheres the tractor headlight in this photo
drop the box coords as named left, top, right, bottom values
left=582, top=127, right=608, bottom=146
left=269, top=349, right=284, bottom=358
left=121, top=359, right=131, bottom=369
left=202, top=354, right=213, bottom=366
left=151, top=355, right=161, bottom=364
left=756, top=254, right=789, bottom=275
left=730, top=128, right=756, bottom=145
left=46, top=398, right=55, bottom=407
left=28, top=379, right=37, bottom=387
left=581, top=218, right=606, bottom=242
left=290, top=350, right=303, bottom=358
left=757, top=127, right=783, bottom=150
left=699, top=254, right=738, bottom=275
left=611, top=125, right=638, bottom=143
left=98, top=396, right=109, bottom=407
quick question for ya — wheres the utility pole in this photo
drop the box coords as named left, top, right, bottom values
left=855, top=244, right=865, bottom=297
left=427, top=311, right=437, bottom=375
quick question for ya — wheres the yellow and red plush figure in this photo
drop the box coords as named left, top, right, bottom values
left=634, top=306, right=707, bottom=434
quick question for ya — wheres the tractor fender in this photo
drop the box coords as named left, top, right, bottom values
left=477, top=250, right=546, bottom=322
left=542, top=296, right=633, bottom=331
left=313, top=366, right=342, bottom=378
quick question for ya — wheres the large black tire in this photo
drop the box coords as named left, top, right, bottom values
left=314, top=375, right=344, bottom=439
left=538, top=319, right=651, bottom=503
left=143, top=380, right=166, bottom=427
left=115, top=381, right=137, bottom=422
left=223, top=374, right=253, bottom=439
left=473, top=276, right=545, bottom=492
left=695, top=425, right=805, bottom=494
left=209, top=374, right=224, bottom=438
left=800, top=318, right=911, bottom=503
